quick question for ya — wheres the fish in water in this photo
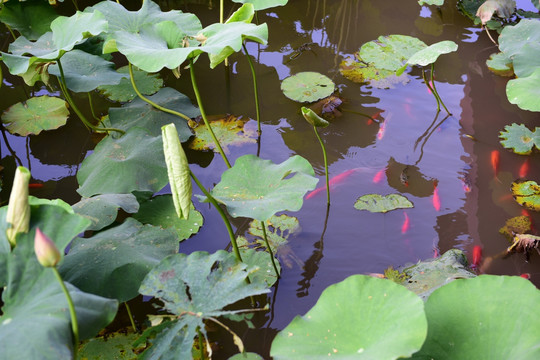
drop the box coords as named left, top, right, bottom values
left=306, top=167, right=369, bottom=199
left=519, top=158, right=530, bottom=179
left=372, top=168, right=386, bottom=184
left=401, top=212, right=410, bottom=234
left=432, top=181, right=441, bottom=211
left=472, top=245, right=482, bottom=268
left=491, top=150, right=500, bottom=182
left=520, top=273, right=531, bottom=280
left=28, top=183, right=44, bottom=189
left=400, top=166, right=410, bottom=187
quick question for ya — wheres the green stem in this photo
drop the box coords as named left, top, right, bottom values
left=190, top=171, right=242, bottom=263
left=124, top=302, right=137, bottom=333
left=340, top=108, right=377, bottom=123
left=57, top=59, right=125, bottom=135
left=189, top=59, right=232, bottom=168
left=422, top=68, right=440, bottom=113
left=52, top=267, right=79, bottom=359
left=71, top=0, right=79, bottom=11
left=5, top=24, right=16, bottom=41
left=242, top=43, right=262, bottom=135
left=261, top=222, right=280, bottom=278
left=220, top=0, right=224, bottom=23
left=429, top=64, right=451, bottom=115
left=313, top=126, right=330, bottom=205
left=87, top=93, right=100, bottom=122
left=197, top=327, right=206, bottom=360
left=127, top=63, right=191, bottom=122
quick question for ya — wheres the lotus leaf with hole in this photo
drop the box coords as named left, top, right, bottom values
left=189, top=115, right=257, bottom=152
left=354, top=193, right=414, bottom=213
left=97, top=65, right=163, bottom=102
left=499, top=123, right=540, bottom=155
left=281, top=72, right=335, bottom=103
left=511, top=180, right=540, bottom=211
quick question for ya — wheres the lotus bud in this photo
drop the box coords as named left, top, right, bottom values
left=6, top=166, right=31, bottom=247
left=301, top=107, right=329, bottom=128
left=34, top=228, right=61, bottom=267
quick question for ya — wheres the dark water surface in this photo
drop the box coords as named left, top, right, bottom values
left=1, top=0, right=540, bottom=358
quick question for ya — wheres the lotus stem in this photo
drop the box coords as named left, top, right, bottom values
left=56, top=59, right=125, bottom=135
left=87, top=93, right=101, bottom=122
left=313, top=126, right=330, bottom=205
left=242, top=43, right=262, bottom=135
left=52, top=267, right=79, bottom=359
left=124, top=302, right=137, bottom=333
left=197, top=327, right=206, bottom=360
left=421, top=68, right=440, bottom=113
left=71, top=0, right=79, bottom=11
left=5, top=24, right=16, bottom=41
left=220, top=0, right=224, bottom=24
left=429, top=64, right=451, bottom=115
left=189, top=59, right=232, bottom=168
left=261, top=221, right=280, bottom=278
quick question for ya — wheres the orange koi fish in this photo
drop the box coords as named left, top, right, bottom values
left=28, top=183, right=44, bottom=189
left=432, top=181, right=441, bottom=211
left=520, top=273, right=531, bottom=280
left=491, top=150, right=500, bottom=181
left=372, top=169, right=386, bottom=184
left=459, top=175, right=472, bottom=193
left=401, top=212, right=410, bottom=234
left=519, top=158, right=530, bottom=178
left=306, top=168, right=363, bottom=199
left=377, top=121, right=386, bottom=140
left=472, top=245, right=482, bottom=268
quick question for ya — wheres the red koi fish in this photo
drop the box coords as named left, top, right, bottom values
left=28, top=183, right=44, bottom=189
left=433, top=247, right=440, bottom=258
left=432, top=181, right=441, bottom=211
left=306, top=168, right=363, bottom=199
left=401, top=212, right=410, bottom=234
left=519, top=158, right=530, bottom=179
left=472, top=245, right=482, bottom=268
left=377, top=120, right=387, bottom=140
left=491, top=150, right=500, bottom=182
left=520, top=273, right=531, bottom=280
left=372, top=169, right=386, bottom=184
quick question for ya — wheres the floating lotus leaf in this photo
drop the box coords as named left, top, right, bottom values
left=229, top=353, right=264, bottom=360
left=499, top=123, right=540, bottom=155
left=359, top=35, right=427, bottom=71
left=60, top=218, right=179, bottom=302
left=281, top=72, right=335, bottom=103
left=354, top=193, right=414, bottom=213
left=511, top=180, right=540, bottom=211
left=206, top=154, right=318, bottom=221
left=138, top=250, right=269, bottom=359
left=499, top=19, right=540, bottom=59
left=239, top=247, right=280, bottom=287
left=0, top=0, right=58, bottom=40
left=270, top=275, right=427, bottom=359
left=48, top=50, right=128, bottom=92
left=415, top=276, right=540, bottom=359
left=506, top=68, right=540, bottom=112
left=486, top=52, right=514, bottom=77
left=231, top=0, right=288, bottom=11
left=98, top=66, right=163, bottom=102
left=405, top=40, right=458, bottom=68
left=1, top=96, right=69, bottom=136
left=79, top=329, right=143, bottom=360
left=418, top=0, right=444, bottom=4
left=499, top=216, right=532, bottom=241
left=401, top=249, right=476, bottom=301
left=511, top=42, right=540, bottom=78
left=189, top=114, right=257, bottom=153
left=476, top=0, right=516, bottom=24
left=133, top=195, right=203, bottom=241
left=339, top=58, right=410, bottom=89
left=72, top=193, right=140, bottom=231
left=77, top=127, right=168, bottom=197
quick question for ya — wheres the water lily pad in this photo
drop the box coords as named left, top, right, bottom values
left=60, top=218, right=179, bottom=302
left=270, top=275, right=427, bottom=359
left=405, top=40, right=458, bottom=68
left=72, top=193, right=140, bottom=231
left=506, top=68, right=540, bottom=112
left=77, top=127, right=168, bottom=198
left=476, top=0, right=516, bottom=24
left=0, top=0, right=58, bottom=40
left=97, top=66, right=163, bottom=102
left=133, top=195, right=203, bottom=241
left=418, top=0, right=444, bottom=4
left=511, top=180, right=540, bottom=211
left=239, top=247, right=280, bottom=287
left=229, top=353, right=264, bottom=360
left=206, top=154, right=318, bottom=221
left=79, top=329, right=143, bottom=360
left=359, top=35, right=427, bottom=71
left=231, top=0, right=288, bottom=11
left=499, top=123, right=540, bottom=155
left=188, top=115, right=257, bottom=153
left=354, top=193, right=414, bottom=213
left=499, top=215, right=532, bottom=241
left=339, top=58, right=410, bottom=89
left=511, top=42, right=540, bottom=78
left=486, top=52, right=514, bottom=77
left=281, top=72, right=335, bottom=103
left=1, top=96, right=69, bottom=136
left=499, top=19, right=540, bottom=59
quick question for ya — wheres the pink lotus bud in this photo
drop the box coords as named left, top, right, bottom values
left=34, top=228, right=61, bottom=267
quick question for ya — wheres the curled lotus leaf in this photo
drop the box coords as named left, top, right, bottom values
left=231, top=0, right=288, bottom=11
left=354, top=193, right=414, bottom=213
left=511, top=180, right=540, bottom=211
left=281, top=72, right=335, bottom=103
left=499, top=123, right=540, bottom=155
left=405, top=40, right=458, bottom=68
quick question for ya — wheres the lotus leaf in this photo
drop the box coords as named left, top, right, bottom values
left=414, top=276, right=540, bottom=359
left=229, top=353, right=264, bottom=360
left=60, top=218, right=179, bottom=302
left=1, top=96, right=69, bottom=136
left=72, top=193, right=140, bottom=231
left=511, top=180, right=540, bottom=211
left=270, top=275, right=427, bottom=359
left=77, top=127, right=168, bottom=197
left=138, top=250, right=270, bottom=359
left=79, top=330, right=142, bottom=360
left=19, top=61, right=51, bottom=87
left=97, top=65, right=163, bottom=102
left=231, top=0, right=288, bottom=11
left=133, top=195, right=203, bottom=241
left=499, top=19, right=540, bottom=59
left=510, top=42, right=540, bottom=78
left=499, top=123, right=540, bottom=155
left=506, top=68, right=540, bottom=112
left=281, top=72, right=335, bottom=103
left=405, top=40, right=458, bottom=68
left=339, top=58, right=410, bottom=88
left=206, top=155, right=318, bottom=220
left=499, top=215, right=532, bottom=241
left=486, top=52, right=514, bottom=77
left=476, top=0, right=516, bottom=24
left=48, top=50, right=128, bottom=92
left=359, top=35, right=427, bottom=71
left=354, top=193, right=414, bottom=213
left=418, top=0, right=444, bottom=4
left=239, top=247, right=280, bottom=287
left=301, top=107, right=329, bottom=127
left=0, top=0, right=58, bottom=40
left=189, top=115, right=257, bottom=153
left=226, top=3, right=255, bottom=23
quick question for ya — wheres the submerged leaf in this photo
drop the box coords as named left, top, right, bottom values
left=499, top=123, right=540, bottom=155
left=339, top=57, right=410, bottom=88
left=511, top=180, right=540, bottom=211
left=354, top=193, right=414, bottom=213
left=281, top=72, right=335, bottom=103
left=499, top=216, right=532, bottom=241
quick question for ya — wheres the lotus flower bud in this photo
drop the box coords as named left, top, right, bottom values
left=34, top=228, right=61, bottom=267
left=6, top=166, right=31, bottom=247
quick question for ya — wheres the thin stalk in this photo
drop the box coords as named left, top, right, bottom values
left=340, top=108, right=378, bottom=123
left=87, top=93, right=101, bottom=122
left=127, top=63, right=191, bottom=122
left=313, top=126, right=330, bottom=205
left=422, top=68, right=440, bottom=113
left=5, top=24, right=17, bottom=41
left=429, top=64, right=451, bottom=115
left=57, top=59, right=125, bottom=135
left=124, top=302, right=137, bottom=333
left=197, top=327, right=206, bottom=360
left=189, top=59, right=232, bottom=168
left=261, top=222, right=280, bottom=278
left=220, top=0, right=224, bottom=24
left=242, top=43, right=262, bottom=134
left=190, top=171, right=242, bottom=263
left=52, top=267, right=79, bottom=359
left=71, top=0, right=79, bottom=11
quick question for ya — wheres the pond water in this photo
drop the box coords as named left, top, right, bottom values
left=1, top=0, right=539, bottom=358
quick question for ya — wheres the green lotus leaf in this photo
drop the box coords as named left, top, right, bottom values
left=486, top=52, right=514, bottom=77
left=19, top=61, right=51, bottom=87
left=77, top=127, right=168, bottom=197
left=512, top=42, right=540, bottom=78
left=1, top=96, right=69, bottom=136
left=499, top=19, right=540, bottom=59
left=476, top=0, right=516, bottom=24
left=359, top=35, right=427, bottom=71
left=301, top=107, right=329, bottom=127
left=339, top=58, right=410, bottom=88
left=418, top=0, right=444, bottom=4
left=189, top=114, right=257, bottom=153
left=133, top=195, right=203, bottom=241
left=406, top=40, right=458, bottom=67
left=207, top=154, right=318, bottom=221
left=499, top=123, right=540, bottom=155
left=281, top=72, right=335, bottom=103
left=415, top=276, right=540, bottom=359
left=506, top=68, right=540, bottom=112
left=511, top=180, right=540, bottom=211
left=97, top=65, right=163, bottom=102
left=48, top=50, right=128, bottom=93
left=138, top=250, right=269, bottom=359
left=231, top=0, right=288, bottom=11
left=60, top=218, right=179, bottom=302
left=354, top=193, right=414, bottom=213
left=270, top=275, right=427, bottom=359
left=72, top=193, right=140, bottom=231
left=226, top=3, right=255, bottom=23
left=239, top=247, right=280, bottom=287
left=229, top=353, right=264, bottom=360
left=401, top=249, right=476, bottom=301
left=0, top=0, right=58, bottom=40
left=79, top=329, right=143, bottom=360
